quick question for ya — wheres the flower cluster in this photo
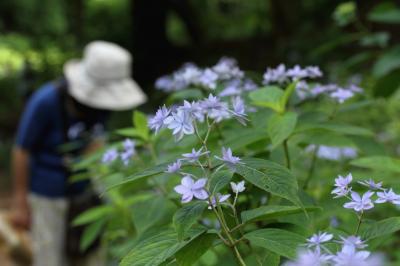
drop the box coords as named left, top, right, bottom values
left=287, top=233, right=384, bottom=266
left=331, top=173, right=400, bottom=211
left=168, top=147, right=245, bottom=204
left=263, top=64, right=323, bottom=85
left=298, top=83, right=363, bottom=103
left=101, top=139, right=136, bottom=165
left=155, top=57, right=245, bottom=92
left=306, top=145, right=358, bottom=161
left=148, top=94, right=248, bottom=140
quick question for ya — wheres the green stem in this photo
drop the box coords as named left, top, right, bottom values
left=303, top=145, right=318, bottom=189
left=355, top=211, right=364, bottom=235
left=283, top=139, right=291, bottom=169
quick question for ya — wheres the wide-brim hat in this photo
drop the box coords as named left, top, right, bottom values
left=64, top=41, right=147, bottom=111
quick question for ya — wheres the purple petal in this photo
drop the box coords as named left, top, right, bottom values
left=181, top=193, right=194, bottom=203
left=181, top=176, right=194, bottom=188
left=193, top=189, right=208, bottom=200
left=174, top=185, right=191, bottom=195
left=193, top=178, right=207, bottom=190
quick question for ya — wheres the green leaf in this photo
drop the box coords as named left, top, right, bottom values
left=107, top=162, right=171, bottom=190
left=120, top=228, right=204, bottom=266
left=245, top=228, right=305, bottom=259
left=372, top=68, right=400, bottom=97
left=294, top=122, right=373, bottom=136
left=173, top=201, right=208, bottom=240
left=80, top=219, right=105, bottom=251
left=280, top=82, right=297, bottom=109
left=373, top=46, right=400, bottom=78
left=223, top=128, right=268, bottom=150
left=293, top=130, right=356, bottom=147
left=133, top=196, right=169, bottom=234
left=249, top=86, right=284, bottom=113
left=267, top=112, right=298, bottom=148
left=367, top=3, right=400, bottom=24
left=133, top=111, right=150, bottom=141
left=241, top=205, right=320, bottom=223
left=361, top=217, right=400, bottom=240
left=72, top=206, right=112, bottom=226
left=115, top=128, right=148, bottom=138
left=175, top=233, right=217, bottom=266
left=208, top=170, right=233, bottom=195
left=350, top=156, right=400, bottom=174
left=235, top=158, right=301, bottom=207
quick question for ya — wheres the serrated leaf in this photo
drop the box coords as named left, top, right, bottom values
left=133, top=196, right=169, bottom=234
left=241, top=205, right=320, bottom=223
left=175, top=233, right=217, bottom=266
left=350, top=156, right=400, bottom=174
left=267, top=112, right=298, bottom=148
left=120, top=228, right=205, bottom=266
left=173, top=201, right=208, bottom=240
left=245, top=228, right=305, bottom=259
left=208, top=170, right=232, bottom=195
left=361, top=217, right=400, bottom=240
left=72, top=206, right=112, bottom=226
left=234, top=158, right=301, bottom=207
left=80, top=218, right=105, bottom=251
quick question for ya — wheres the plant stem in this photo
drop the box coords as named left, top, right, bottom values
left=355, top=211, right=364, bottom=235
left=283, top=139, right=291, bottom=169
left=303, top=145, right=318, bottom=189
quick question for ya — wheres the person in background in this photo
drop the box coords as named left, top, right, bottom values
left=11, top=41, right=147, bottom=266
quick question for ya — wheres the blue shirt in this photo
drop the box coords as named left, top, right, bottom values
left=16, top=82, right=106, bottom=198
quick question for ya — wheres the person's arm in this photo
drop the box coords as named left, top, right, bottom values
left=11, top=147, right=30, bottom=229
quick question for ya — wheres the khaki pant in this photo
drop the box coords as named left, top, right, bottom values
left=29, top=193, right=105, bottom=266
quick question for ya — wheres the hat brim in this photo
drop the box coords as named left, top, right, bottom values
left=64, top=59, right=147, bottom=111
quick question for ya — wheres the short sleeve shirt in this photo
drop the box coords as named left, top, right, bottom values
left=15, top=82, right=106, bottom=198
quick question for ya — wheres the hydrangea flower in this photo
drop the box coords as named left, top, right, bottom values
left=208, top=193, right=231, bottom=209
left=148, top=105, right=171, bottom=134
left=120, top=139, right=136, bottom=165
left=215, top=147, right=241, bottom=170
left=166, top=160, right=182, bottom=173
left=285, top=250, right=332, bottom=266
left=358, top=179, right=383, bottom=190
left=164, top=109, right=195, bottom=141
left=263, top=64, right=287, bottom=85
left=231, top=96, right=247, bottom=125
left=330, top=88, right=355, bottom=103
left=332, top=247, right=371, bottom=266
left=201, top=94, right=230, bottom=122
left=212, top=57, right=244, bottom=80
left=305, top=66, right=323, bottom=78
left=306, top=232, right=333, bottom=251
left=287, top=65, right=309, bottom=80
left=155, top=75, right=175, bottom=92
left=174, top=176, right=208, bottom=203
left=219, top=79, right=242, bottom=97
left=375, top=189, right=400, bottom=205
left=343, top=191, right=374, bottom=212
left=102, top=148, right=118, bottom=164
left=332, top=173, right=353, bottom=198
left=338, top=236, right=367, bottom=250
left=198, top=68, right=219, bottom=89
left=230, top=181, right=245, bottom=193
left=178, top=100, right=205, bottom=122
left=182, top=147, right=209, bottom=163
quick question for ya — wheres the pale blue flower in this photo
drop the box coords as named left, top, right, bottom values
left=102, top=148, right=118, bottom=164
left=120, top=139, right=136, bottom=165
left=307, top=232, right=333, bottom=252
left=332, top=173, right=352, bottom=198
left=178, top=100, right=205, bottom=122
left=285, top=249, right=332, bottom=266
left=148, top=105, right=171, bottom=134
left=330, top=88, right=354, bottom=103
left=230, top=181, right=245, bottom=193
left=198, top=68, right=218, bottom=89
left=166, top=160, right=182, bottom=173
left=164, top=109, right=194, bottom=141
left=219, top=79, right=241, bottom=97
left=333, top=247, right=371, bottom=266
left=212, top=57, right=244, bottom=80
left=344, top=191, right=374, bottom=212
left=208, top=193, right=231, bottom=209
left=338, top=236, right=367, bottom=250
left=305, top=66, right=323, bottom=78
left=287, top=65, right=309, bottom=80
left=155, top=75, right=175, bottom=92
left=215, top=147, right=241, bottom=170
left=376, top=189, right=400, bottom=205
left=243, top=78, right=257, bottom=91
left=182, top=147, right=209, bottom=163
left=174, top=176, right=208, bottom=203
left=358, top=179, right=383, bottom=190
left=263, top=64, right=287, bottom=84
left=201, top=94, right=231, bottom=122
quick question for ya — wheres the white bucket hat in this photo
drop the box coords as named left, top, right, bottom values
left=64, top=41, right=147, bottom=111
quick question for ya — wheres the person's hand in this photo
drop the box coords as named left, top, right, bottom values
left=10, top=194, right=30, bottom=230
